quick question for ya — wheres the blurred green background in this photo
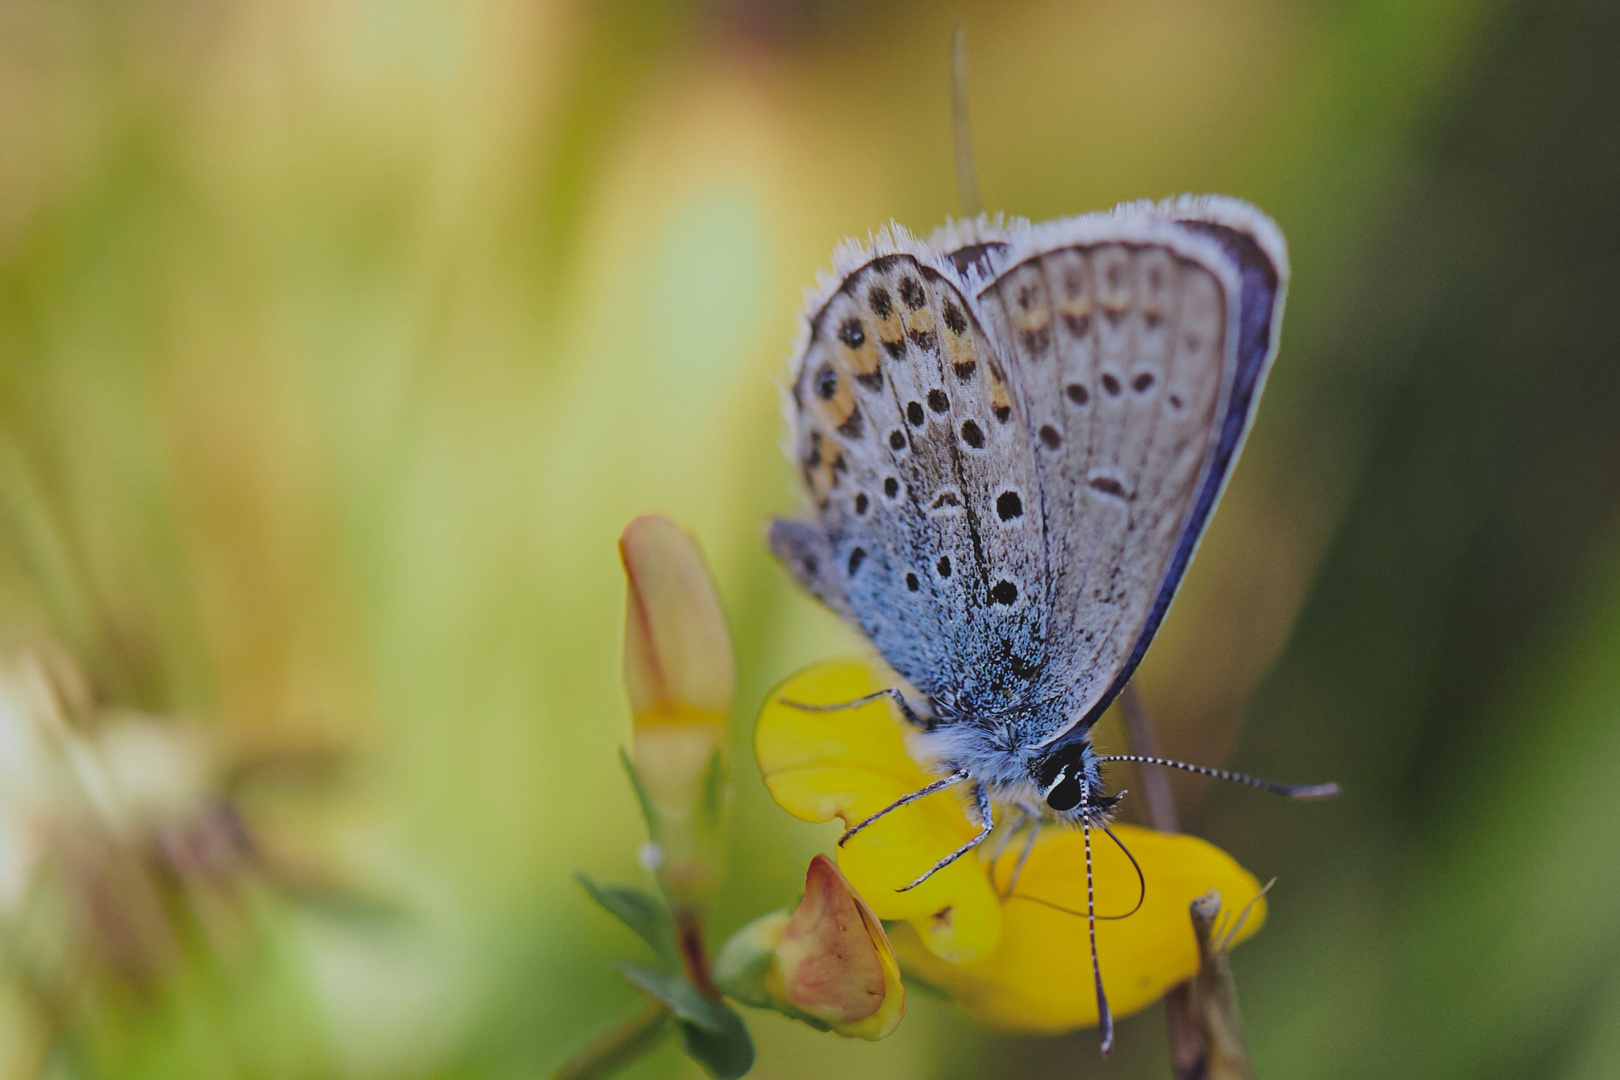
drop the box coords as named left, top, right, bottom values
left=2, top=0, right=1619, bottom=1077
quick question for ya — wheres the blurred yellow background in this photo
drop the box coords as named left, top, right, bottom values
left=4, top=1, right=1620, bottom=1078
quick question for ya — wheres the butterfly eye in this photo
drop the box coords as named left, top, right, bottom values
left=1045, top=773, right=1084, bottom=813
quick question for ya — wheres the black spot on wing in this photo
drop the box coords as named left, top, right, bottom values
left=1089, top=475, right=1129, bottom=499
left=899, top=277, right=926, bottom=310
left=867, top=285, right=892, bottom=318
left=1005, top=647, right=1039, bottom=680
left=838, top=407, right=864, bottom=439
left=814, top=365, right=837, bottom=400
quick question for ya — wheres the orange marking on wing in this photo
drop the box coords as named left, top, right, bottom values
left=1054, top=252, right=1094, bottom=329
left=1094, top=246, right=1133, bottom=317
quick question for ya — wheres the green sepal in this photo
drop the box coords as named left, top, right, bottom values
left=575, top=873, right=676, bottom=962
left=619, top=747, right=661, bottom=835
left=709, top=913, right=843, bottom=1034
left=698, top=746, right=727, bottom=824
left=618, top=963, right=755, bottom=1079
left=711, top=909, right=788, bottom=1011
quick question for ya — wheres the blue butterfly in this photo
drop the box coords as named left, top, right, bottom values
left=770, top=195, right=1335, bottom=1047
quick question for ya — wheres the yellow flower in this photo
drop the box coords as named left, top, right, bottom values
left=715, top=854, right=905, bottom=1040
left=755, top=658, right=1268, bottom=1034
left=619, top=514, right=735, bottom=912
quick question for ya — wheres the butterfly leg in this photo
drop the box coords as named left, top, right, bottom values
left=896, top=783, right=993, bottom=893
left=780, top=688, right=927, bottom=729
left=986, top=803, right=1033, bottom=865
left=1000, top=812, right=1042, bottom=899
left=1082, top=782, right=1114, bottom=1056
left=839, top=768, right=969, bottom=847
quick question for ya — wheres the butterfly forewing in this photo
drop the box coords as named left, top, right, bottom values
left=977, top=234, right=1235, bottom=740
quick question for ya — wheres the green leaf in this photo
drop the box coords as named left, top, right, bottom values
left=617, top=963, right=726, bottom=1030
left=575, top=874, right=675, bottom=961
left=617, top=963, right=755, bottom=1079
left=677, top=1006, right=754, bottom=1080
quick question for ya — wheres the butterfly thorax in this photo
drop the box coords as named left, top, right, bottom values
left=909, top=705, right=1117, bottom=823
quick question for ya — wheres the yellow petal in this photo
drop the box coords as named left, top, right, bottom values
left=893, top=824, right=1267, bottom=1034
left=837, top=873, right=907, bottom=1041
left=619, top=515, right=734, bottom=720
left=756, top=659, right=1001, bottom=962
left=620, top=516, right=733, bottom=824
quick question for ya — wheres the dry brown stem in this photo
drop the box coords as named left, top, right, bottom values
left=1120, top=683, right=1255, bottom=1080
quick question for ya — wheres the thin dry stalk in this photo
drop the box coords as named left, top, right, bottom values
left=1119, top=683, right=1254, bottom=1080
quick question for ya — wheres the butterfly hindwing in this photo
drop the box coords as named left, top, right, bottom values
left=779, top=241, right=1052, bottom=720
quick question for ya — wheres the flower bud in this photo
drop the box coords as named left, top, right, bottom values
left=715, top=855, right=904, bottom=1040
left=618, top=515, right=734, bottom=910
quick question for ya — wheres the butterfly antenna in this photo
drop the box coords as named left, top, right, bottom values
left=1008, top=818, right=1145, bottom=920
left=1097, top=819, right=1146, bottom=921
left=1082, top=783, right=1114, bottom=1056
left=1098, top=755, right=1340, bottom=800
left=951, top=26, right=982, bottom=218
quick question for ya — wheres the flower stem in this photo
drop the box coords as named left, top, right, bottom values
left=1120, top=683, right=1208, bottom=1078
left=1121, top=683, right=1179, bottom=833
left=552, top=1003, right=672, bottom=1080
left=1186, top=892, right=1256, bottom=1080
left=675, top=911, right=722, bottom=999
left=1124, top=683, right=1258, bottom=1079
